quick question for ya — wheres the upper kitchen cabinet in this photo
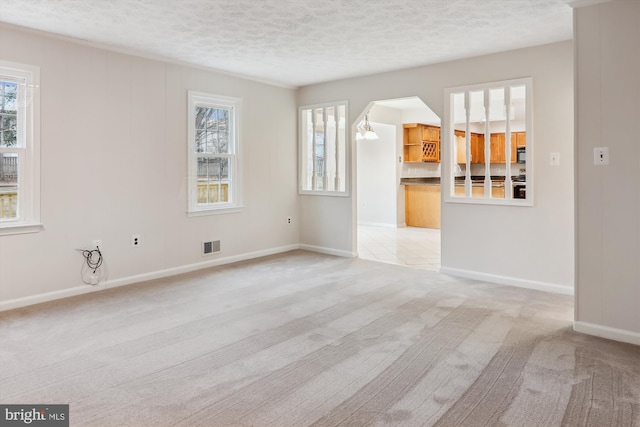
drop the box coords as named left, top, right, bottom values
left=403, top=123, right=440, bottom=163
left=455, top=130, right=486, bottom=164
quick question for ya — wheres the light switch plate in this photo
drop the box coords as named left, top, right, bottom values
left=594, top=147, right=609, bottom=165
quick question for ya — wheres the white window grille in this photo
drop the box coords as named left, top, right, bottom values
left=444, top=78, right=533, bottom=206
left=0, top=61, right=41, bottom=235
left=299, top=101, right=348, bottom=195
left=187, top=91, right=242, bottom=215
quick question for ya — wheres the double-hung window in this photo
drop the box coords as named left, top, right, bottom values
left=0, top=61, right=41, bottom=235
left=187, top=91, right=242, bottom=215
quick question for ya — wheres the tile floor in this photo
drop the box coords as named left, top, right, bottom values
left=357, top=225, right=441, bottom=271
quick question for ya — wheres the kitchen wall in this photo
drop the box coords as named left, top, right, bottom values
left=0, top=24, right=299, bottom=306
left=469, top=164, right=526, bottom=177
left=356, top=119, right=398, bottom=227
left=402, top=163, right=442, bottom=178
left=574, top=0, right=640, bottom=344
left=297, top=40, right=574, bottom=293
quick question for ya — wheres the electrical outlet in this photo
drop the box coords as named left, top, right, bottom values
left=91, top=240, right=102, bottom=250
left=132, top=234, right=140, bottom=247
left=286, top=217, right=292, bottom=225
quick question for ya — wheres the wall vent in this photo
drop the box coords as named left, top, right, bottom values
left=202, top=240, right=220, bottom=256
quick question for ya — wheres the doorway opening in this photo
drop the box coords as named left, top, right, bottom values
left=355, top=97, right=442, bottom=271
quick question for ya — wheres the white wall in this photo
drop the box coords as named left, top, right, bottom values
left=574, top=1, right=640, bottom=344
left=0, top=25, right=299, bottom=305
left=356, top=122, right=397, bottom=227
left=297, top=41, right=575, bottom=293
left=356, top=103, right=402, bottom=228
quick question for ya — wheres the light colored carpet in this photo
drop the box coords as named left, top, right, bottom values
left=1, top=250, right=639, bottom=426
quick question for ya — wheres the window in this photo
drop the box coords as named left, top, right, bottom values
left=444, top=78, right=532, bottom=206
left=187, top=91, right=242, bottom=215
left=0, top=61, right=41, bottom=235
left=299, top=101, right=348, bottom=195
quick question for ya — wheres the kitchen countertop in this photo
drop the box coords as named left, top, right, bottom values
left=400, top=176, right=525, bottom=187
left=400, top=177, right=441, bottom=186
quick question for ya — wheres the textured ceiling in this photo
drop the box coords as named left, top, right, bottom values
left=0, top=0, right=573, bottom=87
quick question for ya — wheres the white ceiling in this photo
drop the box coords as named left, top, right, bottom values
left=0, top=0, right=573, bottom=88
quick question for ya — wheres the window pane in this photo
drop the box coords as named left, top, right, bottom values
left=0, top=154, right=18, bottom=219
left=218, top=109, right=229, bottom=132
left=218, top=131, right=229, bottom=154
left=467, top=90, right=486, bottom=198
left=194, top=106, right=232, bottom=154
left=0, top=81, right=18, bottom=148
left=299, top=102, right=347, bottom=194
left=196, top=157, right=229, bottom=204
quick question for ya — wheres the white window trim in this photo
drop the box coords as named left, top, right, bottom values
left=443, top=77, right=534, bottom=207
left=0, top=61, right=42, bottom=236
left=298, top=100, right=350, bottom=197
left=187, top=91, right=243, bottom=216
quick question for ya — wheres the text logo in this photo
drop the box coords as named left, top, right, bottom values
left=0, top=405, right=68, bottom=427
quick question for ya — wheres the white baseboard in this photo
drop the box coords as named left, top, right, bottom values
left=0, top=244, right=300, bottom=312
left=357, top=221, right=398, bottom=228
left=439, top=266, right=574, bottom=296
left=298, top=244, right=356, bottom=259
left=573, top=321, right=640, bottom=346
left=356, top=222, right=407, bottom=228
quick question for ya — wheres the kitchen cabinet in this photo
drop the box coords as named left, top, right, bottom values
left=405, top=185, right=440, bottom=229
left=455, top=135, right=467, bottom=163
left=403, top=123, right=440, bottom=163
left=454, top=131, right=524, bottom=164
left=454, top=130, right=484, bottom=164
left=422, top=126, right=440, bottom=142
left=471, top=133, right=485, bottom=164
left=489, top=133, right=506, bottom=163
left=454, top=183, right=505, bottom=198
left=489, top=133, right=523, bottom=163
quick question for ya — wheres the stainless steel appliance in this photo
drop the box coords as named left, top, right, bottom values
left=513, top=175, right=526, bottom=199
left=516, top=147, right=526, bottom=164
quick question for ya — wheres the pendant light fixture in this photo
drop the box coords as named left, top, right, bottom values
left=356, top=114, right=379, bottom=140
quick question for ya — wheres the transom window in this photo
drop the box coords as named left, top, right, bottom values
left=444, top=78, right=533, bottom=206
left=299, top=101, right=348, bottom=195
left=187, top=91, right=242, bottom=215
left=0, top=61, right=41, bottom=235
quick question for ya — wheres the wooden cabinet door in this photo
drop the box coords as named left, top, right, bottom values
left=510, top=133, right=517, bottom=163
left=491, top=185, right=505, bottom=198
left=405, top=186, right=441, bottom=229
left=490, top=133, right=505, bottom=163
left=516, top=132, right=526, bottom=147
left=422, top=126, right=440, bottom=142
left=471, top=133, right=485, bottom=164
left=456, top=135, right=467, bottom=164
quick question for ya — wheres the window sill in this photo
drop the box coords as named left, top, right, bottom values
left=187, top=206, right=244, bottom=217
left=299, top=190, right=350, bottom=197
left=0, top=223, right=44, bottom=236
left=444, top=197, right=533, bottom=207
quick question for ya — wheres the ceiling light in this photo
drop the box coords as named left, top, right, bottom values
left=357, top=115, right=379, bottom=140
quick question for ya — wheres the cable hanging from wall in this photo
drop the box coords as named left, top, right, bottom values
left=76, top=244, right=106, bottom=285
